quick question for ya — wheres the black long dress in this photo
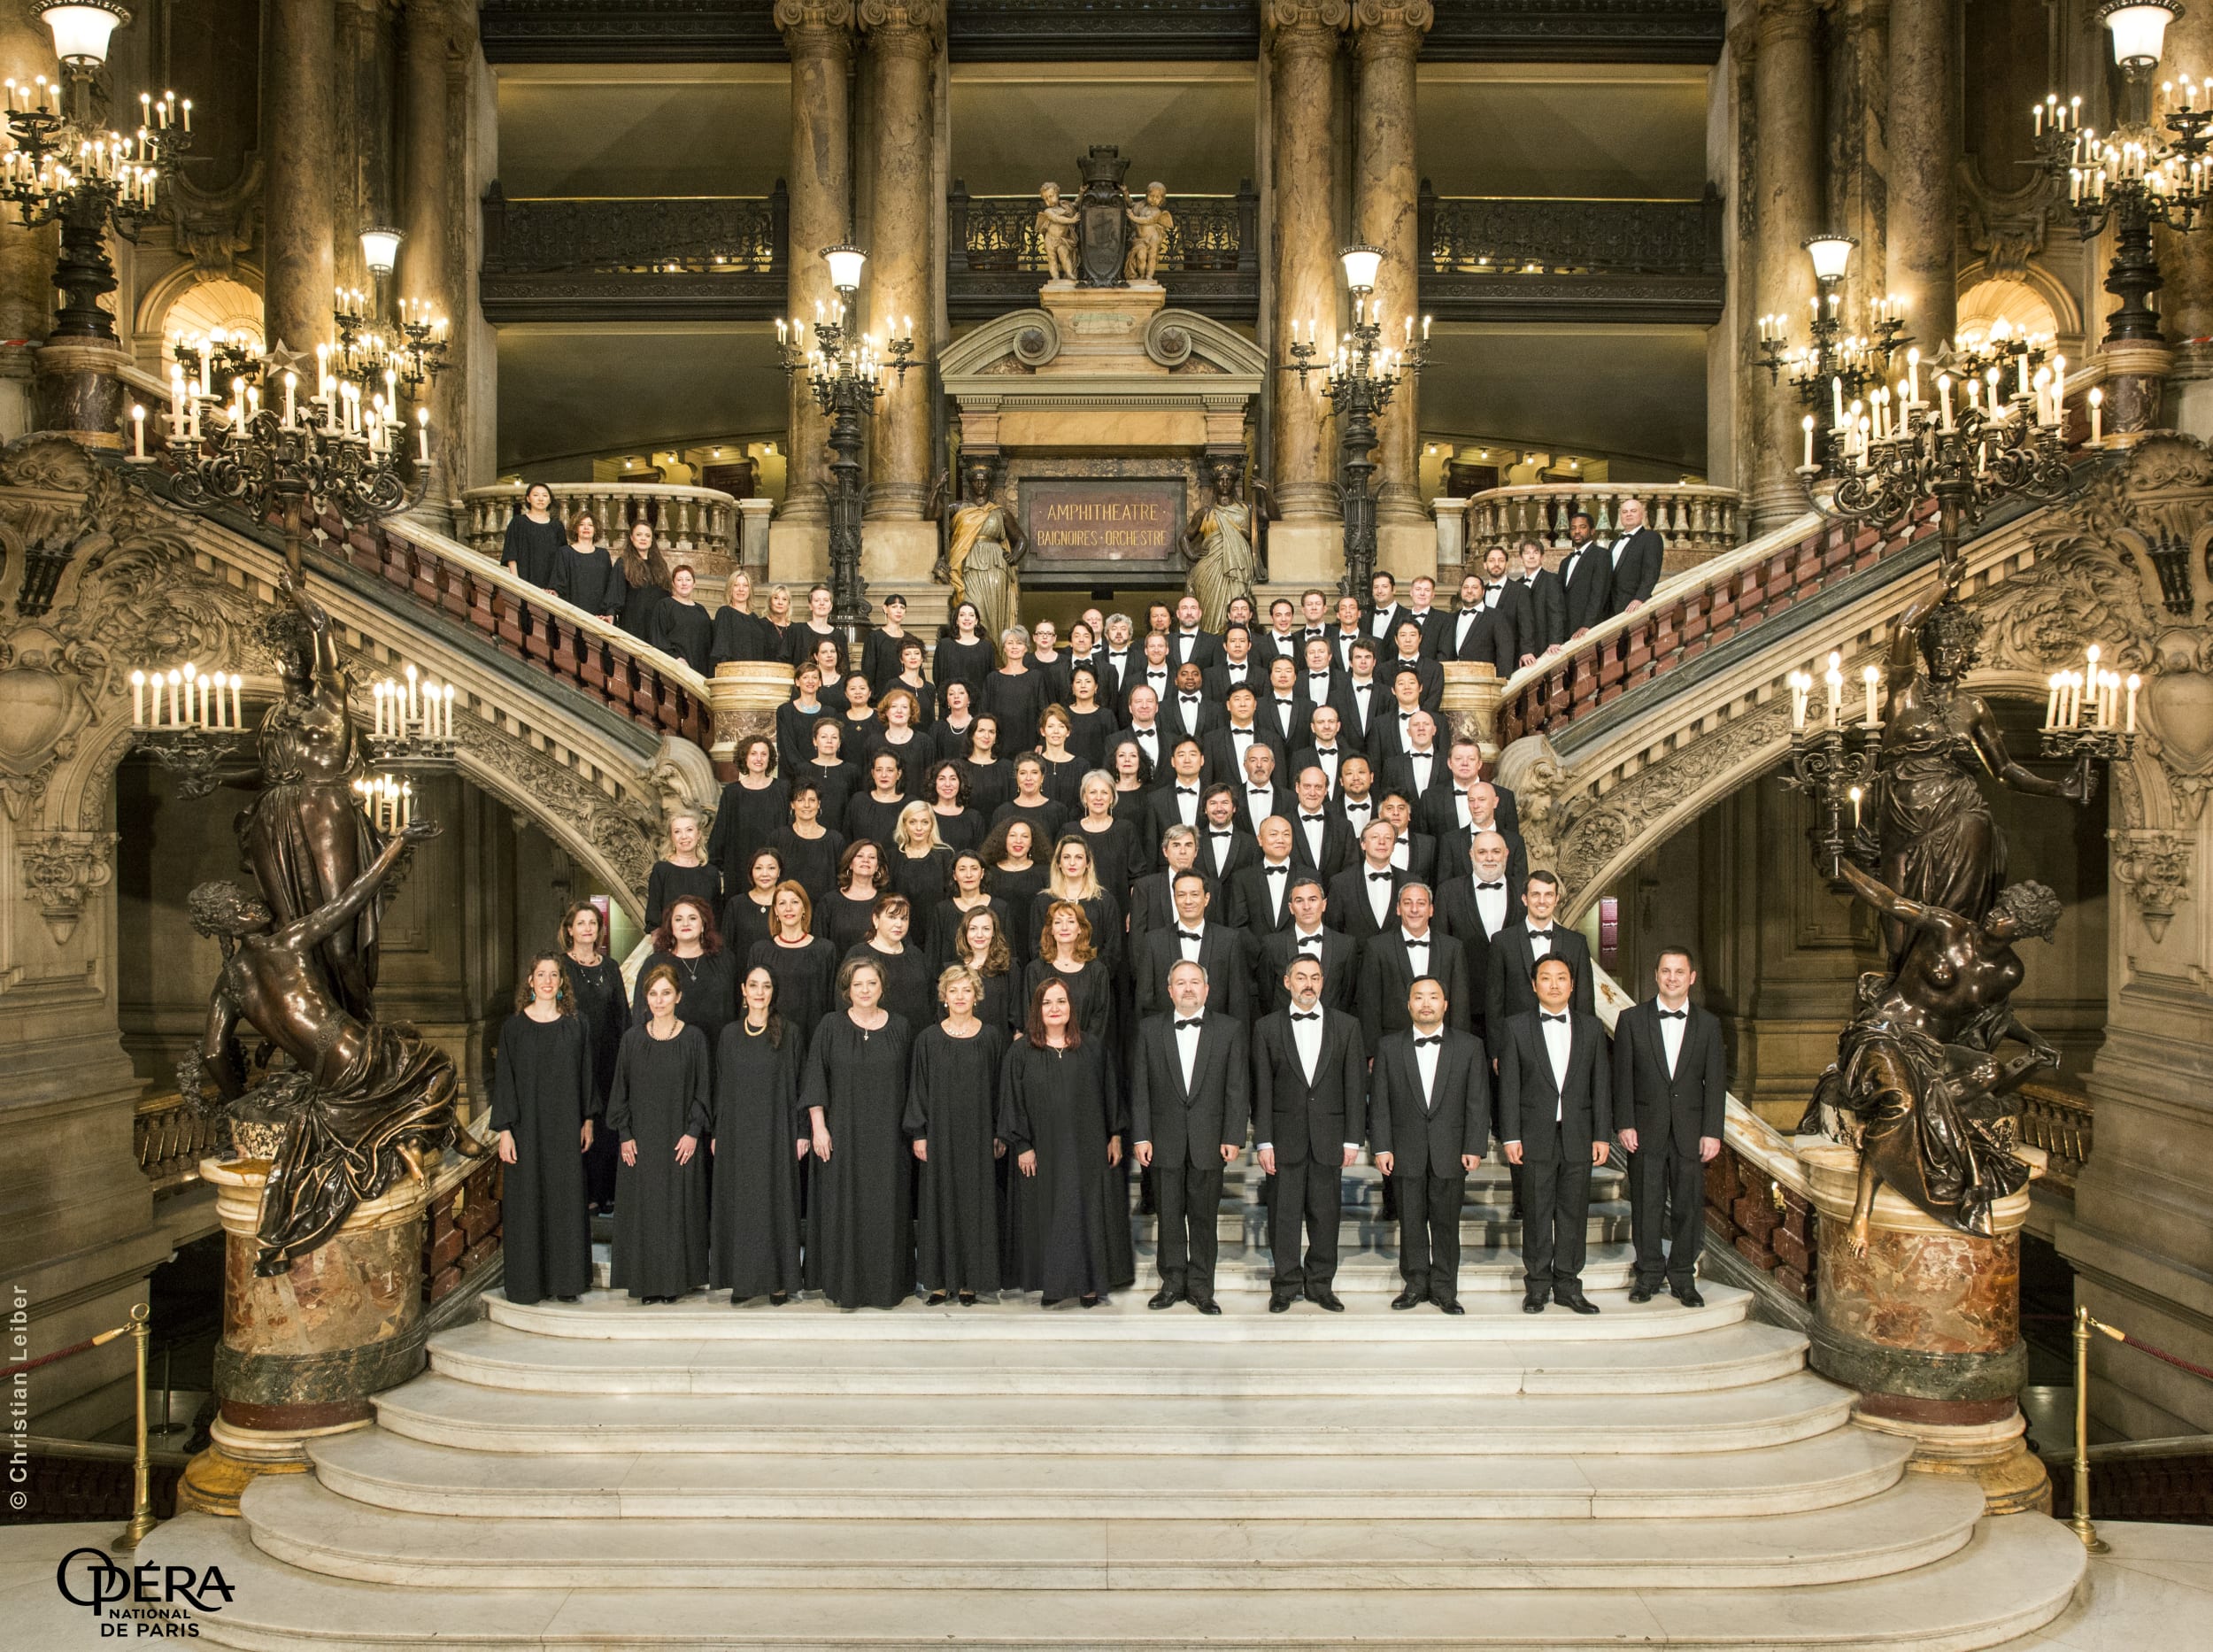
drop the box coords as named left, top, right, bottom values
left=748, top=936, right=839, bottom=1049
left=963, top=969, right=1019, bottom=1036
left=1020, top=958, right=1119, bottom=1070
left=645, top=860, right=724, bottom=932
left=1067, top=707, right=1116, bottom=772
left=981, top=669, right=1049, bottom=755
left=709, top=1019, right=806, bottom=1301
left=1038, top=754, right=1087, bottom=812
left=765, top=825, right=845, bottom=902
left=490, top=1010, right=596, bottom=1304
left=821, top=889, right=883, bottom=956
left=790, top=621, right=848, bottom=675
left=632, top=949, right=738, bottom=1056
left=711, top=605, right=773, bottom=667
left=933, top=715, right=977, bottom=763
left=1076, top=818, right=1141, bottom=913
left=502, top=513, right=570, bottom=592
left=776, top=701, right=827, bottom=775
left=906, top=1023, right=1007, bottom=1295
left=930, top=806, right=986, bottom=853
left=959, top=757, right=1013, bottom=819
left=935, top=635, right=995, bottom=698
left=721, top=892, right=778, bottom=964
left=878, top=729, right=933, bottom=792
left=801, top=1013, right=916, bottom=1308
left=618, top=573, right=667, bottom=643
left=568, top=546, right=627, bottom=620
left=999, top=1038, right=1127, bottom=1302
left=994, top=797, right=1069, bottom=846
left=844, top=792, right=910, bottom=853
left=797, top=759, right=861, bottom=835
left=929, top=894, right=1016, bottom=969
left=707, top=779, right=788, bottom=886
left=887, top=845, right=953, bottom=913
left=559, top=951, right=628, bottom=1211
left=606, top=1023, right=712, bottom=1299
left=651, top=598, right=714, bottom=673
left=841, top=940, right=934, bottom=1029
left=991, top=863, right=1050, bottom=947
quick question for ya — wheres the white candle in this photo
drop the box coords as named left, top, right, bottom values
left=416, top=407, right=430, bottom=465
left=229, top=673, right=243, bottom=730
left=1939, top=374, right=1954, bottom=429
left=130, top=404, right=144, bottom=459
left=1831, top=376, right=1846, bottom=427
left=2045, top=673, right=2061, bottom=730
left=166, top=669, right=181, bottom=728
left=131, top=669, right=145, bottom=727
left=375, top=681, right=388, bottom=738
left=1848, top=785, right=1862, bottom=829
left=2089, top=389, right=2103, bottom=443
left=283, top=371, right=297, bottom=429
left=1790, top=670, right=1809, bottom=731
left=405, top=663, right=419, bottom=729
left=1802, top=414, right=1816, bottom=469
left=181, top=663, right=199, bottom=727
left=1825, top=653, right=1844, bottom=727
left=1908, top=347, right=1921, bottom=405
left=2126, top=673, right=2140, bottom=733
left=401, top=781, right=413, bottom=828
left=1862, top=665, right=1879, bottom=726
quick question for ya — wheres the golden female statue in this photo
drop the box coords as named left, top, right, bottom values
left=1181, top=457, right=1261, bottom=632
left=940, top=456, right=1026, bottom=645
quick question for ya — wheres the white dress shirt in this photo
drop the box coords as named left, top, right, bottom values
left=1304, top=668, right=1336, bottom=702
left=1310, top=745, right=1341, bottom=789
left=1296, top=811, right=1328, bottom=864
left=1453, top=608, right=1483, bottom=652
left=1245, top=786, right=1276, bottom=835
left=1526, top=922, right=1555, bottom=960
left=1399, top=927, right=1435, bottom=971
left=1170, top=783, right=1200, bottom=826
left=1258, top=856, right=1292, bottom=921
left=1364, top=863, right=1395, bottom=927
left=1292, top=1004, right=1323, bottom=1081
left=1340, top=794, right=1375, bottom=835
left=1291, top=922, right=1328, bottom=958
left=1407, top=748, right=1436, bottom=795
left=1176, top=921, right=1207, bottom=963
left=1540, top=1010, right=1572, bottom=1121
left=1227, top=724, right=1257, bottom=766
left=1414, top=1030, right=1441, bottom=1105
left=1271, top=697, right=1300, bottom=737
left=1370, top=606, right=1398, bottom=638
left=1473, top=878, right=1508, bottom=936
left=1484, top=581, right=1507, bottom=610
left=1175, top=629, right=1206, bottom=664
left=1657, top=998, right=1687, bottom=1076
left=1388, top=835, right=1411, bottom=871
left=1130, top=722, right=1161, bottom=764
left=1145, top=666, right=1170, bottom=698
left=1175, top=1014, right=1203, bottom=1089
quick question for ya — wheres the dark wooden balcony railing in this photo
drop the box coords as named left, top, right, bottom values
left=479, top=183, right=788, bottom=322
left=947, top=181, right=1259, bottom=322
left=1418, top=186, right=1725, bottom=325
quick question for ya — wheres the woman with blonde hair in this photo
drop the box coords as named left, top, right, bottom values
left=761, top=582, right=795, bottom=658
left=645, top=810, right=722, bottom=933
left=886, top=799, right=953, bottom=911
left=711, top=568, right=772, bottom=667
left=1030, top=833, right=1118, bottom=980
left=906, top=963, right=1007, bottom=1304
left=875, top=685, right=929, bottom=791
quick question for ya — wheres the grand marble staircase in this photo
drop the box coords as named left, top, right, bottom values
left=155, top=1164, right=2087, bottom=1650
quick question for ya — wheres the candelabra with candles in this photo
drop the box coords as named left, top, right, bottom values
left=1756, top=233, right=1912, bottom=432
left=1282, top=245, right=1430, bottom=599
left=365, top=663, right=459, bottom=768
left=1783, top=651, right=1885, bottom=885
left=2042, top=642, right=2140, bottom=767
left=775, top=244, right=914, bottom=637
left=127, top=660, right=251, bottom=797
left=331, top=286, right=450, bottom=400
left=171, top=328, right=259, bottom=396
left=0, top=1, right=187, bottom=344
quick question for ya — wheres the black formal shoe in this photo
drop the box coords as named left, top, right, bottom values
left=1391, top=1289, right=1425, bottom=1310
left=1554, top=1291, right=1600, bottom=1315
left=926, top=1292, right=948, bottom=1306
left=1436, top=1299, right=1465, bottom=1316
left=1672, top=1285, right=1706, bottom=1308
left=1268, top=1295, right=1294, bottom=1313
left=1627, top=1284, right=1655, bottom=1304
left=1148, top=1285, right=1183, bottom=1310
left=1191, top=1298, right=1222, bottom=1316
left=1521, top=1293, right=1546, bottom=1314
left=556, top=1294, right=580, bottom=1303
left=769, top=1291, right=790, bottom=1307
left=1307, top=1289, right=1346, bottom=1313
left=957, top=1292, right=977, bottom=1307
left=1079, top=1294, right=1100, bottom=1309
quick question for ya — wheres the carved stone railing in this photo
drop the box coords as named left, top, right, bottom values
left=135, top=1090, right=223, bottom=1194
left=1417, top=187, right=1725, bottom=324
left=461, top=482, right=740, bottom=579
left=1494, top=499, right=1941, bottom=747
left=1462, top=482, right=1743, bottom=570
left=2016, top=1082, right=2095, bottom=1197
left=479, top=184, right=786, bottom=321
left=947, top=182, right=1259, bottom=321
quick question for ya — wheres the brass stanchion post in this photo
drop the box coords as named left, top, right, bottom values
left=112, top=1302, right=158, bottom=1552
left=2069, top=1305, right=2111, bottom=1555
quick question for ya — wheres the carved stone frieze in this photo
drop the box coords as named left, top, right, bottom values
left=18, top=829, right=115, bottom=944
left=461, top=715, right=657, bottom=904
left=2109, top=828, right=2194, bottom=941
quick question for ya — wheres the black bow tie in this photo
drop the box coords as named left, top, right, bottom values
left=1176, top=785, right=1197, bottom=796
left=1265, top=863, right=1287, bottom=875
left=1477, top=880, right=1505, bottom=891
left=1414, top=1035, right=1441, bottom=1048
left=1529, top=928, right=1553, bottom=940
left=1315, top=748, right=1338, bottom=759
left=1298, top=935, right=1322, bottom=950
left=1404, top=936, right=1429, bottom=948
left=1209, top=829, right=1231, bottom=838
left=1249, top=785, right=1271, bottom=795
left=1181, top=695, right=1199, bottom=706
left=1291, top=1009, right=1320, bottom=1021
left=1300, top=812, right=1325, bottom=822
left=1175, top=1016, right=1204, bottom=1031
left=1369, top=870, right=1393, bottom=882
left=1177, top=930, right=1205, bottom=942
left=1657, top=1008, right=1686, bottom=1020
left=1541, top=1012, right=1569, bottom=1023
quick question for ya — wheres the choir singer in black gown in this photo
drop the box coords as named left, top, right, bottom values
left=607, top=965, right=712, bottom=1302
left=557, top=902, right=626, bottom=1216
left=801, top=957, right=917, bottom=1308
left=906, top=965, right=1008, bottom=1304
left=710, top=966, right=806, bottom=1306
left=491, top=955, right=596, bottom=1304
left=999, top=977, right=1127, bottom=1308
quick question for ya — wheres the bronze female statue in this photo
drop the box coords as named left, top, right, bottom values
left=1181, top=457, right=1262, bottom=633
left=1872, top=582, right=2089, bottom=961
left=235, top=570, right=382, bottom=1021
left=191, top=820, right=475, bottom=1274
left=942, top=457, right=1025, bottom=646
left=1811, top=859, right=2061, bottom=1253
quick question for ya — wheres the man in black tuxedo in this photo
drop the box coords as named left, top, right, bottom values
left=1129, top=826, right=1207, bottom=962
left=1436, top=830, right=1524, bottom=1039
left=1122, top=685, right=1168, bottom=772
left=1131, top=961, right=1250, bottom=1314
left=1098, top=612, right=1139, bottom=704
left=1137, top=870, right=1253, bottom=1022
left=1498, top=955, right=1614, bottom=1314
left=1382, top=622, right=1444, bottom=715
left=1146, top=739, right=1209, bottom=844
left=1226, top=815, right=1299, bottom=941
left=1161, top=661, right=1225, bottom=746
left=1287, top=766, right=1355, bottom=877
left=1201, top=624, right=1265, bottom=699
left=1606, top=498, right=1665, bottom=618
left=1233, top=745, right=1294, bottom=837
left=1330, top=639, right=1388, bottom=754
left=1356, top=880, right=1471, bottom=1055
left=1260, top=876, right=1360, bottom=1014
left=1168, top=593, right=1224, bottom=670
left=1614, top=946, right=1727, bottom=1306
left=1252, top=953, right=1368, bottom=1312
left=1483, top=870, right=1594, bottom=1044
left=1295, top=587, right=1334, bottom=656
left=1423, top=745, right=1526, bottom=870
left=1379, top=710, right=1452, bottom=818
left=1200, top=684, right=1285, bottom=787
left=1261, top=655, right=1314, bottom=751
left=1125, top=630, right=1176, bottom=719
left=1516, top=538, right=1569, bottom=655
left=1405, top=574, right=1453, bottom=658
left=1331, top=754, right=1380, bottom=847
left=1329, top=594, right=1368, bottom=672
left=1369, top=976, right=1490, bottom=1313
left=1326, top=820, right=1407, bottom=942
left=1298, top=636, right=1344, bottom=723
left=1365, top=570, right=1408, bottom=652
left=1449, top=563, right=1521, bottom=676
left=1291, top=704, right=1349, bottom=799
left=1376, top=790, right=1438, bottom=885
left=1194, top=784, right=1257, bottom=883
left=1556, top=512, right=1614, bottom=641
left=1260, top=597, right=1305, bottom=664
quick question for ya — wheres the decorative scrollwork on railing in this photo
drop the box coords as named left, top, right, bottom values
left=948, top=184, right=1256, bottom=274
left=1421, top=189, right=1722, bottom=277
left=482, top=184, right=787, bottom=276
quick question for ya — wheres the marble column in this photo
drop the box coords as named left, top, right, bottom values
left=0, top=5, right=54, bottom=439
left=1267, top=2, right=1347, bottom=528
left=263, top=0, right=339, bottom=355
left=775, top=1, right=853, bottom=560
left=859, top=0, right=937, bottom=527
left=1746, top=0, right=1823, bottom=534
left=401, top=0, right=455, bottom=527
left=1826, top=0, right=1888, bottom=326
left=1352, top=1, right=1430, bottom=546
left=1884, top=0, right=1955, bottom=351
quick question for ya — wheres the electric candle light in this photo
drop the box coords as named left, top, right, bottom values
left=229, top=673, right=243, bottom=729
left=1789, top=669, right=1811, bottom=731
left=1802, top=413, right=1816, bottom=469
left=1849, top=785, right=1863, bottom=829
left=166, top=668, right=181, bottom=728
left=129, top=404, right=144, bottom=459
left=2046, top=672, right=2062, bottom=730
left=1939, top=373, right=1954, bottom=429
left=2126, top=673, right=2140, bottom=733
left=2089, top=388, right=2103, bottom=444
left=130, top=669, right=144, bottom=726
left=1825, top=652, right=1845, bottom=727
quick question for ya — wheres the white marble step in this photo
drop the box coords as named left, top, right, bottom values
left=425, top=1316, right=1807, bottom=1398
left=240, top=1471, right=1984, bottom=1591
left=489, top=1284, right=1751, bottom=1342
left=153, top=1508, right=2090, bottom=1650
left=307, top=1424, right=1916, bottom=1523
left=371, top=1369, right=1853, bottom=1456
left=1143, top=1200, right=1631, bottom=1247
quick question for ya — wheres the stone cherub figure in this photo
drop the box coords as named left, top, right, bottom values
left=1037, top=182, right=1080, bottom=282
left=1124, top=181, right=1172, bottom=282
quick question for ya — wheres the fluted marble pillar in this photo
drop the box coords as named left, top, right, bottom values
left=264, top=0, right=338, bottom=354
left=1746, top=0, right=1822, bottom=533
left=401, top=0, right=455, bottom=524
left=1885, top=0, right=1955, bottom=351
left=860, top=0, right=937, bottom=523
left=1267, top=1, right=1347, bottom=525
left=0, top=4, right=54, bottom=438
left=1353, top=2, right=1430, bottom=529
left=2160, top=7, right=2213, bottom=393
left=776, top=1, right=854, bottom=529
left=1827, top=0, right=1888, bottom=325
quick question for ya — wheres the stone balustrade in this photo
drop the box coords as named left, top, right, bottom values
left=135, top=1090, right=223, bottom=1195
left=1461, top=482, right=1744, bottom=574
left=460, top=482, right=741, bottom=583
